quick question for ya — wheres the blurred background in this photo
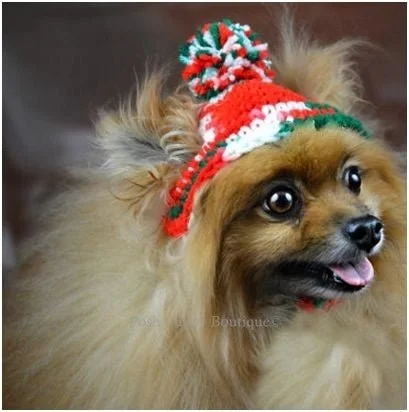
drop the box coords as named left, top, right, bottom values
left=3, top=3, right=407, bottom=276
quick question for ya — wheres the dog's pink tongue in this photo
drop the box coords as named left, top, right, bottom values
left=330, top=258, right=374, bottom=286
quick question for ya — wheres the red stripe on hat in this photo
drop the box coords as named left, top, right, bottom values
left=219, top=23, right=234, bottom=46
left=163, top=149, right=228, bottom=237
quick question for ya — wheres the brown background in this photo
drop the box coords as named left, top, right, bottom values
left=3, top=3, right=406, bottom=275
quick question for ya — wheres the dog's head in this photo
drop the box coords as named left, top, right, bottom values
left=96, top=20, right=404, bottom=334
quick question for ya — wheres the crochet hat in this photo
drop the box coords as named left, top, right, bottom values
left=163, top=19, right=370, bottom=238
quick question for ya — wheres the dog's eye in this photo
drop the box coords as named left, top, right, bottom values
left=343, top=166, right=361, bottom=194
left=263, top=188, right=296, bottom=216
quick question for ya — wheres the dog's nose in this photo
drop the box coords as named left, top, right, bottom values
left=343, top=215, right=383, bottom=252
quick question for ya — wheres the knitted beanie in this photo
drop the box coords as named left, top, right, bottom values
left=163, top=19, right=370, bottom=238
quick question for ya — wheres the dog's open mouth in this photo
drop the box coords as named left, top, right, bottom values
left=277, top=257, right=374, bottom=294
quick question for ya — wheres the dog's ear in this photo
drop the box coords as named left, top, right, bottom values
left=95, top=73, right=202, bottom=175
left=270, top=12, right=370, bottom=114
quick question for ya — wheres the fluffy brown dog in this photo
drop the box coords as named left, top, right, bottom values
left=4, top=19, right=406, bottom=409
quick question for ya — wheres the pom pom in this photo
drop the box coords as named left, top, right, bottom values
left=179, top=19, right=275, bottom=101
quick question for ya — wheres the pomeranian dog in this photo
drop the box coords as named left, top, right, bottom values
left=4, top=17, right=405, bottom=409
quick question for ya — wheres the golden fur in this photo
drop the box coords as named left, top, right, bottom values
left=4, top=21, right=406, bottom=409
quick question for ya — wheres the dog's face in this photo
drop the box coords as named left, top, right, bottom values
left=188, top=127, right=402, bottom=309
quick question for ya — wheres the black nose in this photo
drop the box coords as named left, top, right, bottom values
left=343, top=215, right=383, bottom=252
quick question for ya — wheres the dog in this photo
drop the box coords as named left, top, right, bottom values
left=4, top=17, right=405, bottom=409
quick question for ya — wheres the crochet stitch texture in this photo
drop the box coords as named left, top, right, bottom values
left=163, top=19, right=370, bottom=238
